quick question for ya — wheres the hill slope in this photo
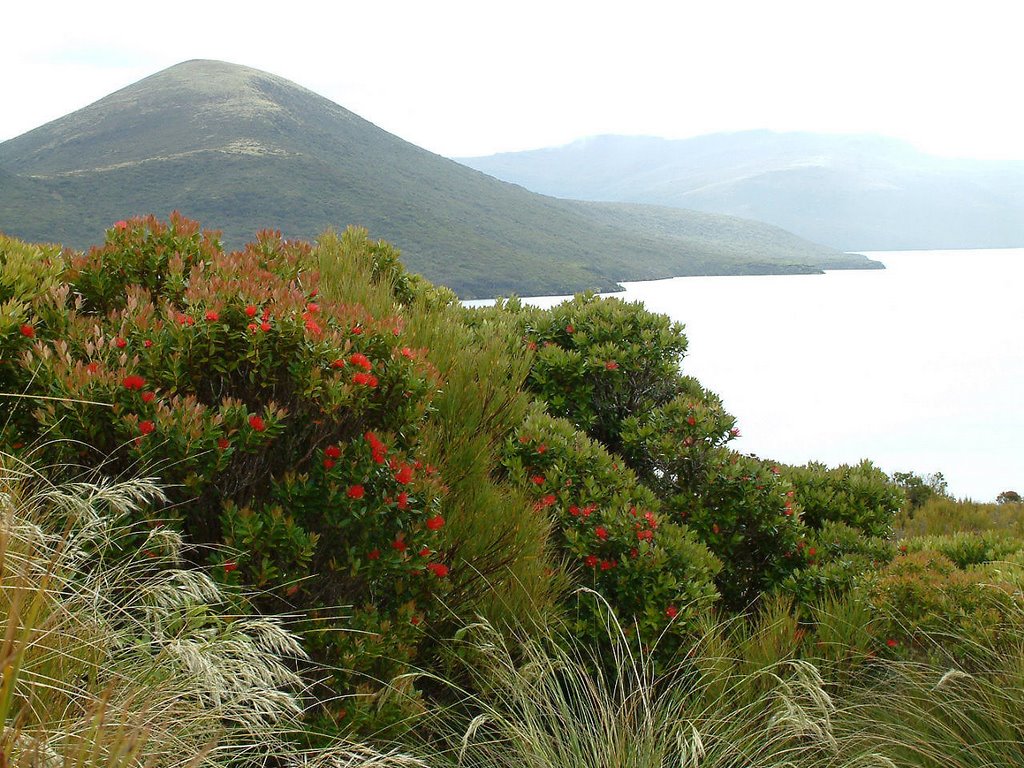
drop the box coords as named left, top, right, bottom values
left=0, top=61, right=878, bottom=297
left=458, top=132, right=1024, bottom=251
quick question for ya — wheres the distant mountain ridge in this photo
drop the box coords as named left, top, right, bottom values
left=0, top=61, right=878, bottom=297
left=458, top=132, right=1024, bottom=251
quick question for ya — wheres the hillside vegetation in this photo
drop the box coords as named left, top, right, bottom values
left=459, top=131, right=1024, bottom=251
left=0, top=61, right=879, bottom=298
left=2, top=217, right=1023, bottom=767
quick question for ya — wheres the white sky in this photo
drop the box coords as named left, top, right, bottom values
left=3, top=0, right=1024, bottom=159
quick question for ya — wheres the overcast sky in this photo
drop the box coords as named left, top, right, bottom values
left=4, top=0, right=1023, bottom=159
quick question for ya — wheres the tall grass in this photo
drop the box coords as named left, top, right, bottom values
left=416, top=590, right=1024, bottom=768
left=0, top=452, right=423, bottom=768
left=897, top=496, right=1024, bottom=538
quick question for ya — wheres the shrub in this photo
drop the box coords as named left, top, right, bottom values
left=498, top=292, right=688, bottom=455
left=621, top=384, right=807, bottom=610
left=1, top=216, right=454, bottom=720
left=502, top=405, right=720, bottom=647
left=867, top=550, right=1024, bottom=662
left=785, top=459, right=903, bottom=538
left=783, top=520, right=897, bottom=605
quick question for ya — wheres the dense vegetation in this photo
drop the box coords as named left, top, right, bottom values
left=0, top=60, right=880, bottom=298
left=2, top=216, right=1023, bottom=767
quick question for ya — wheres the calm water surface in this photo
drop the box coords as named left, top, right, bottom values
left=475, top=249, right=1024, bottom=501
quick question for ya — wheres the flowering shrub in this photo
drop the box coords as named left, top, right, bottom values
left=1, top=216, right=452, bottom=713
left=782, top=520, right=896, bottom=604
left=621, top=383, right=807, bottom=609
left=502, top=405, right=720, bottom=647
left=508, top=293, right=688, bottom=454
left=784, top=460, right=903, bottom=538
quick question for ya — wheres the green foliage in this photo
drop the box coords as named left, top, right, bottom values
left=783, top=520, right=896, bottom=604
left=620, top=384, right=805, bottom=609
left=785, top=459, right=903, bottom=537
left=996, top=489, right=1022, bottom=504
left=502, top=405, right=720, bottom=647
left=510, top=292, right=689, bottom=454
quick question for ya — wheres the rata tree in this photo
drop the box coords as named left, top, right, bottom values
left=620, top=381, right=808, bottom=609
left=1, top=215, right=453, bottom=724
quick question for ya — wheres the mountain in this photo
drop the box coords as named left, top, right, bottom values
left=0, top=61, right=878, bottom=297
left=458, top=132, right=1024, bottom=252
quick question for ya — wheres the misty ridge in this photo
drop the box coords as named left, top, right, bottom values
left=458, top=131, right=1024, bottom=251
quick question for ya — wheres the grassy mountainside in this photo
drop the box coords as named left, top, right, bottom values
left=458, top=132, right=1024, bottom=251
left=0, top=61, right=878, bottom=297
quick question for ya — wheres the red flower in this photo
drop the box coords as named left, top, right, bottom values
left=248, top=414, right=266, bottom=432
left=141, top=391, right=155, bottom=404
left=605, top=360, right=618, bottom=370
left=177, top=314, right=195, bottom=326
left=223, top=560, right=238, bottom=573
left=584, top=554, right=599, bottom=568
left=86, top=362, right=99, bottom=374
left=306, top=302, right=319, bottom=314
left=205, top=310, right=219, bottom=322
left=115, top=337, right=127, bottom=348
left=367, top=549, right=380, bottom=561
left=686, top=415, right=696, bottom=426
left=351, top=325, right=363, bottom=335
left=331, top=358, right=346, bottom=369
left=304, top=318, right=322, bottom=335
left=347, top=484, right=365, bottom=500
left=410, top=615, right=422, bottom=626
left=245, top=305, right=258, bottom=318
left=401, top=347, right=414, bottom=359
left=260, top=321, right=271, bottom=332
left=530, top=475, right=545, bottom=486
left=600, top=559, right=615, bottom=571
left=565, top=324, right=575, bottom=333
left=353, top=372, right=378, bottom=387
left=886, top=638, right=898, bottom=648
left=730, top=428, right=741, bottom=437
left=139, top=420, right=155, bottom=435
left=427, top=562, right=449, bottom=578
left=114, top=220, right=129, bottom=231
left=395, top=463, right=414, bottom=484
left=419, top=546, right=431, bottom=557
left=217, top=438, right=230, bottom=450
left=711, top=523, right=720, bottom=535
left=391, top=537, right=407, bottom=552
left=595, top=526, right=608, bottom=540
left=122, top=375, right=146, bottom=390
left=397, top=491, right=409, bottom=509
left=144, top=339, right=153, bottom=348
left=247, top=323, right=258, bottom=332
left=325, top=445, right=341, bottom=459
left=323, top=459, right=336, bottom=469
left=666, top=605, right=679, bottom=620
left=425, top=515, right=445, bottom=531
left=349, top=353, right=372, bottom=371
